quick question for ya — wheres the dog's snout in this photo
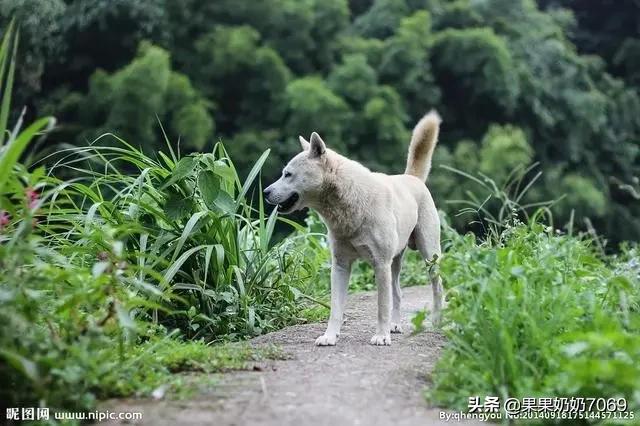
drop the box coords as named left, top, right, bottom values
left=263, top=187, right=272, bottom=198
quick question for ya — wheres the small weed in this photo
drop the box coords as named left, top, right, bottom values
left=298, top=305, right=330, bottom=323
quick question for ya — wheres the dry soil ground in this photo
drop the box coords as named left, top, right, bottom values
left=102, top=285, right=482, bottom=426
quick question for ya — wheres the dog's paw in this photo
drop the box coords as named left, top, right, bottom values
left=315, top=334, right=337, bottom=346
left=390, top=323, right=403, bottom=334
left=370, top=334, right=391, bottom=346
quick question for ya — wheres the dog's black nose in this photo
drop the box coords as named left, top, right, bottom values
left=263, top=187, right=272, bottom=198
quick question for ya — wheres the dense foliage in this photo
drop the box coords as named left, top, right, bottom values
left=1, top=1, right=639, bottom=421
left=0, top=25, right=324, bottom=412
left=431, top=219, right=640, bottom=416
left=0, top=137, right=327, bottom=411
left=1, top=0, right=638, bottom=244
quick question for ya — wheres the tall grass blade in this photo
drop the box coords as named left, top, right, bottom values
left=0, top=117, right=52, bottom=197
left=0, top=23, right=17, bottom=147
left=164, top=244, right=213, bottom=285
left=0, top=20, right=15, bottom=88
left=440, top=164, right=491, bottom=190
left=236, top=149, right=270, bottom=208
left=170, top=211, right=209, bottom=263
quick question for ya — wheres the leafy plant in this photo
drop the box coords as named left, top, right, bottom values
left=427, top=166, right=640, bottom=416
left=0, top=20, right=53, bottom=200
left=429, top=220, right=640, bottom=414
left=0, top=22, right=326, bottom=413
left=36, top=137, right=327, bottom=340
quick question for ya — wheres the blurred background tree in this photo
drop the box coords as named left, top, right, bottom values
left=1, top=0, right=638, bottom=244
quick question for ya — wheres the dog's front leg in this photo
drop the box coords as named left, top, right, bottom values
left=371, top=261, right=392, bottom=346
left=315, top=258, right=351, bottom=346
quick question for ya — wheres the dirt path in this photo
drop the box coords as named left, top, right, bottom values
left=103, top=286, right=481, bottom=426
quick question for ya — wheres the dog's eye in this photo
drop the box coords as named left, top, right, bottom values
left=284, top=171, right=292, bottom=178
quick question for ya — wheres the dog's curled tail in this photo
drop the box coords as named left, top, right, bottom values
left=404, top=110, right=441, bottom=182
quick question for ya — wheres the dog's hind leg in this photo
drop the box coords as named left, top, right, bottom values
left=370, top=260, right=393, bottom=345
left=390, top=250, right=405, bottom=333
left=412, top=200, right=443, bottom=326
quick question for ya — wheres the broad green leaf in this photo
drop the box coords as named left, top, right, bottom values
left=198, top=170, right=220, bottom=210
left=164, top=191, right=193, bottom=221
left=212, top=160, right=235, bottom=183
left=213, top=191, right=236, bottom=214
left=160, top=156, right=196, bottom=190
left=198, top=153, right=217, bottom=169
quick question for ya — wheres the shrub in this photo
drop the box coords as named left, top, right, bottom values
left=429, top=220, right=640, bottom=413
left=65, top=42, right=215, bottom=152
left=432, top=27, right=520, bottom=114
left=40, top=139, right=325, bottom=340
left=1, top=129, right=319, bottom=414
left=479, top=124, right=533, bottom=185
left=0, top=25, right=324, bottom=411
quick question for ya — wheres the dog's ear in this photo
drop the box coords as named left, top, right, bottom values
left=309, top=132, right=326, bottom=158
left=298, top=135, right=310, bottom=151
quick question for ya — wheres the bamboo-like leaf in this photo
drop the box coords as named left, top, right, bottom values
left=440, top=164, right=490, bottom=189
left=0, top=20, right=15, bottom=88
left=0, top=117, right=52, bottom=199
left=163, top=244, right=212, bottom=285
left=236, top=149, right=270, bottom=208
left=0, top=20, right=17, bottom=147
left=171, top=211, right=209, bottom=263
left=263, top=204, right=278, bottom=254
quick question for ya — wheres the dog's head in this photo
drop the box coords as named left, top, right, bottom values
left=263, top=132, right=328, bottom=214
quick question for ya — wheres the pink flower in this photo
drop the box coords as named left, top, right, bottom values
left=0, top=210, right=9, bottom=229
left=26, top=187, right=39, bottom=210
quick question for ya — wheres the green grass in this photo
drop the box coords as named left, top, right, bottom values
left=100, top=339, right=285, bottom=400
left=428, top=219, right=640, bottom=418
left=347, top=250, right=430, bottom=292
left=423, top=166, right=640, bottom=421
left=0, top=211, right=289, bottom=411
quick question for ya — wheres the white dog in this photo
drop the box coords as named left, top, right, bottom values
left=264, top=111, right=443, bottom=346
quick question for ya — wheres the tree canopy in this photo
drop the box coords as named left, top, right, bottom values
left=1, top=0, right=639, bottom=243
